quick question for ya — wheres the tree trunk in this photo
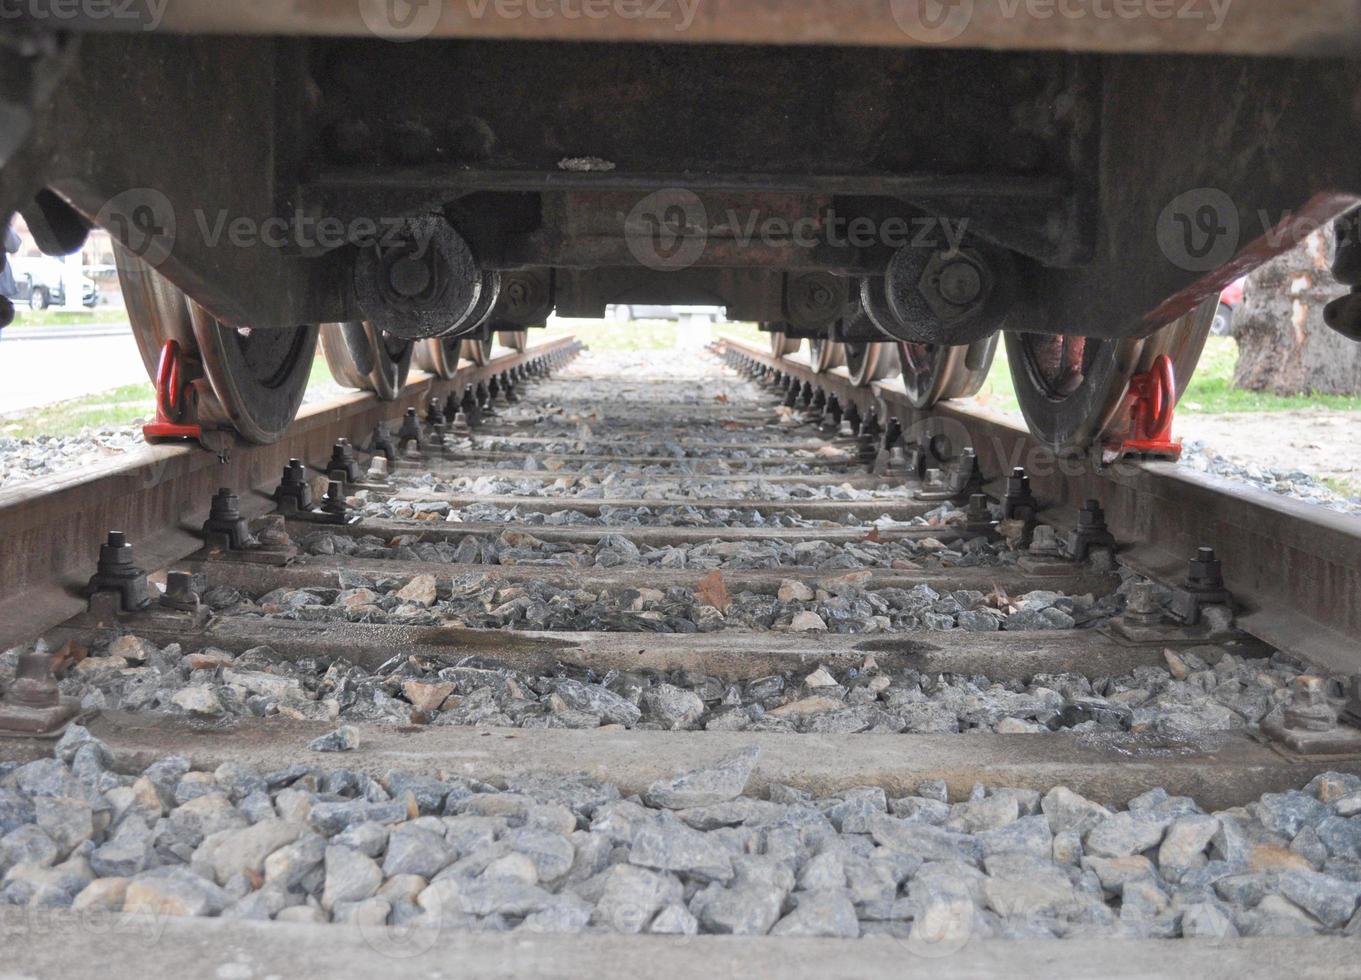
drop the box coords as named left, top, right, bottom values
left=1235, top=225, right=1361, bottom=394
left=1233, top=225, right=1361, bottom=395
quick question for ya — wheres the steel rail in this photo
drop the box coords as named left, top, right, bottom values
left=0, top=336, right=582, bottom=651
left=715, top=336, right=1361, bottom=674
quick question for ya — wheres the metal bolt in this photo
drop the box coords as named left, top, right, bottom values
left=965, top=494, right=994, bottom=534
left=160, top=571, right=200, bottom=611
left=86, top=530, right=152, bottom=611
left=821, top=396, right=843, bottom=433
left=1284, top=676, right=1337, bottom=732
left=321, top=481, right=349, bottom=519
left=1123, top=582, right=1166, bottom=626
left=1344, top=676, right=1361, bottom=725
left=1003, top=467, right=1038, bottom=521
left=10, top=647, right=60, bottom=709
left=937, top=259, right=984, bottom=306
left=327, top=441, right=362, bottom=484
left=806, top=282, right=832, bottom=308
left=273, top=459, right=313, bottom=512
left=388, top=254, right=432, bottom=298
left=1187, top=546, right=1225, bottom=592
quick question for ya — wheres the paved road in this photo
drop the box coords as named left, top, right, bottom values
left=0, top=323, right=147, bottom=416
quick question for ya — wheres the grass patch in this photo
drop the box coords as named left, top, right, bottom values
left=2, top=353, right=338, bottom=439
left=1322, top=476, right=1361, bottom=498
left=1178, top=337, right=1361, bottom=413
left=8, top=308, right=129, bottom=327
left=306, top=352, right=334, bottom=389
left=714, top=321, right=769, bottom=348
left=544, top=317, right=689, bottom=351
left=0, top=382, right=154, bottom=438
left=975, top=336, right=1361, bottom=417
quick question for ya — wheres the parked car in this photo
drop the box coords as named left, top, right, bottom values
left=1213, top=276, right=1247, bottom=336
left=7, top=255, right=98, bottom=310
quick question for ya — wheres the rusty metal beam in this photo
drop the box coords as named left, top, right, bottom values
left=181, top=553, right=1120, bottom=603
left=0, top=711, right=1343, bottom=812
left=53, top=614, right=1258, bottom=683
left=46, top=1, right=1361, bottom=57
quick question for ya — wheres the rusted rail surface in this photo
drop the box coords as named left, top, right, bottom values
left=52, top=0, right=1361, bottom=57
left=714, top=337, right=1361, bottom=673
left=0, top=336, right=582, bottom=651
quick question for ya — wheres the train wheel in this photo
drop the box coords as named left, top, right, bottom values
left=844, top=343, right=901, bottom=386
left=499, top=330, right=529, bottom=352
left=897, top=335, right=1000, bottom=409
left=320, top=323, right=371, bottom=389
left=414, top=336, right=456, bottom=378
left=367, top=328, right=414, bottom=400
left=413, top=271, right=502, bottom=378
left=320, top=322, right=413, bottom=400
left=190, top=308, right=318, bottom=445
left=1006, top=298, right=1215, bottom=455
left=117, top=245, right=317, bottom=444
left=769, top=327, right=801, bottom=357
left=114, top=243, right=197, bottom=379
left=808, top=337, right=845, bottom=373
left=461, top=336, right=495, bottom=365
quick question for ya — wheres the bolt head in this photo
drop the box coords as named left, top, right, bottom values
left=937, top=260, right=984, bottom=306
left=388, top=254, right=432, bottom=298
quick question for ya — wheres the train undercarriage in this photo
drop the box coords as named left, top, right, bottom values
left=2, top=3, right=1359, bottom=454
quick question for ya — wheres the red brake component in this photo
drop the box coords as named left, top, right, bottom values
left=1105, top=354, right=1182, bottom=461
left=143, top=339, right=205, bottom=442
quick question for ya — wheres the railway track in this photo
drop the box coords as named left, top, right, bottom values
left=0, top=337, right=1359, bottom=976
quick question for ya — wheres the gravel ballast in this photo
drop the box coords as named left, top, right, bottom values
left=3, top=728, right=1361, bottom=940
left=22, top=632, right=1317, bottom=739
